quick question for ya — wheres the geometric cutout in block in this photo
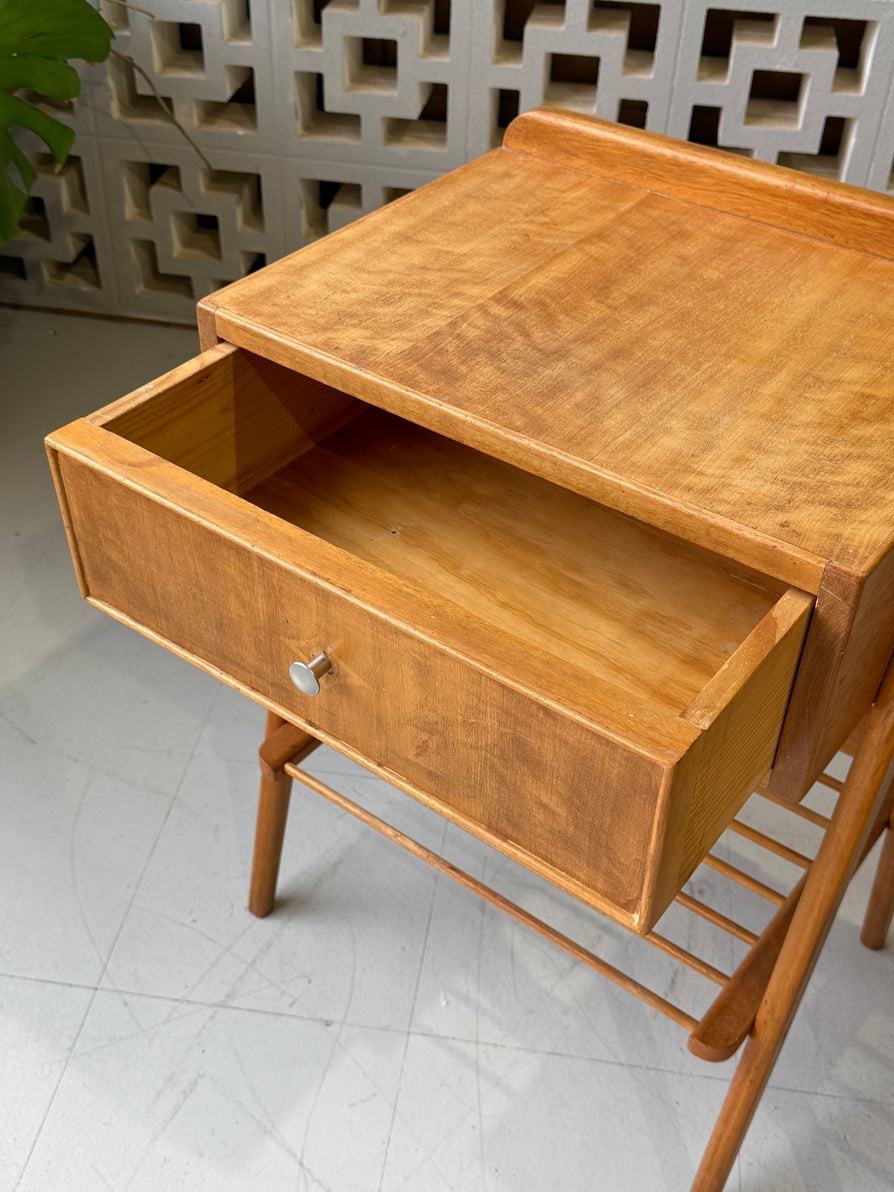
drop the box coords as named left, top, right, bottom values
left=0, top=254, right=27, bottom=280
left=618, top=97, right=648, bottom=128
left=777, top=114, right=851, bottom=179
left=383, top=83, right=448, bottom=149
left=801, top=16, right=873, bottom=95
left=151, top=21, right=205, bottom=76
left=42, top=234, right=100, bottom=290
left=220, top=0, right=253, bottom=43
left=243, top=250, right=267, bottom=274
left=101, top=0, right=130, bottom=34
left=546, top=53, right=600, bottom=110
left=292, top=0, right=325, bottom=49
left=201, top=169, right=265, bottom=234
left=383, top=186, right=413, bottom=204
left=302, top=178, right=361, bottom=239
left=170, top=211, right=222, bottom=260
left=591, top=2, right=660, bottom=77
left=323, top=181, right=362, bottom=232
left=121, top=160, right=182, bottom=222
left=18, top=195, right=51, bottom=241
left=31, top=152, right=89, bottom=217
left=109, top=54, right=174, bottom=124
left=501, top=0, right=563, bottom=50
left=433, top=0, right=451, bottom=36
left=687, top=104, right=754, bottom=157
left=295, top=72, right=362, bottom=141
left=699, top=9, right=777, bottom=84
left=745, top=69, right=805, bottom=128
left=56, top=155, right=89, bottom=216
left=492, top=87, right=520, bottom=146
left=344, top=37, right=399, bottom=94
left=132, top=238, right=193, bottom=299
left=194, top=66, right=257, bottom=131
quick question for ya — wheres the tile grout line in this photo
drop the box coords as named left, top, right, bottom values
left=11, top=707, right=207, bottom=1190
left=375, top=818, right=450, bottom=1192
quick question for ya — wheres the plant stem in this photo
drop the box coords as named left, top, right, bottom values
left=110, top=49, right=213, bottom=170
left=104, top=1, right=158, bottom=16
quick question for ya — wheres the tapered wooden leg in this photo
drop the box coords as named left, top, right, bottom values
left=248, top=711, right=321, bottom=918
left=690, top=660, right=894, bottom=1192
left=861, top=806, right=894, bottom=949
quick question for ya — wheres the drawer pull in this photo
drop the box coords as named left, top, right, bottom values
left=289, top=653, right=332, bottom=696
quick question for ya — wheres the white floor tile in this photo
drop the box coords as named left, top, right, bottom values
left=379, top=1034, right=736, bottom=1192
left=0, top=975, right=94, bottom=1190
left=740, top=1085, right=894, bottom=1192
left=102, top=747, right=448, bottom=1031
left=0, top=733, right=172, bottom=984
left=14, top=989, right=405, bottom=1192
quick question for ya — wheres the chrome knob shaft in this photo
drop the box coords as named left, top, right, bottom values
left=289, top=653, right=332, bottom=696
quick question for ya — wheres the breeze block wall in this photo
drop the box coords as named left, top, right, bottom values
left=3, top=0, right=894, bottom=323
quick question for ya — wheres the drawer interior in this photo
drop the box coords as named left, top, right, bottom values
left=97, top=346, right=791, bottom=724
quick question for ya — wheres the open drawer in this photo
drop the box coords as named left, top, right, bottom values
left=46, top=343, right=813, bottom=934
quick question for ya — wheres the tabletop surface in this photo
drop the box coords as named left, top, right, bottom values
left=204, top=110, right=894, bottom=587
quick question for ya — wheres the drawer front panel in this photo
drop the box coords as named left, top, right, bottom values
left=58, top=450, right=668, bottom=926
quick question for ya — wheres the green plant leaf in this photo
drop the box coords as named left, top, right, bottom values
left=0, top=0, right=113, bottom=247
left=0, top=54, right=82, bottom=100
left=0, top=0, right=113, bottom=64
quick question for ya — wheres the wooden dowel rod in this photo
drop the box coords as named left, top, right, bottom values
left=645, top=932, right=728, bottom=985
left=674, top=893, right=759, bottom=945
left=285, top=762, right=698, bottom=1032
left=818, top=772, right=845, bottom=792
left=756, top=789, right=832, bottom=828
left=727, top=821, right=812, bottom=869
left=861, top=819, right=894, bottom=948
left=689, top=789, right=894, bottom=1065
left=701, top=855, right=787, bottom=906
left=688, top=873, right=806, bottom=1062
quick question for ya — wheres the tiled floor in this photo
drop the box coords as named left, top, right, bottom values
left=1, top=305, right=893, bottom=1191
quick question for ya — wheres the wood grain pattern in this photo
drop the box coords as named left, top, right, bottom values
left=54, top=442, right=671, bottom=928
left=48, top=388, right=810, bottom=932
left=504, top=108, right=894, bottom=260
left=650, top=589, right=812, bottom=917
left=770, top=550, right=894, bottom=800
left=92, top=342, right=363, bottom=497
left=245, top=407, right=787, bottom=718
left=200, top=113, right=894, bottom=585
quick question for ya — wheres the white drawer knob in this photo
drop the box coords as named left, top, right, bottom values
left=289, top=653, right=332, bottom=696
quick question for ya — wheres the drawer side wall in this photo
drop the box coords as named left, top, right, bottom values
left=645, top=592, right=812, bottom=920
left=770, top=553, right=894, bottom=800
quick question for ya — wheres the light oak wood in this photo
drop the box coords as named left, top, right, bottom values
left=689, top=776, right=894, bottom=1063
left=249, top=712, right=320, bottom=918
left=504, top=108, right=894, bottom=260
left=46, top=345, right=809, bottom=933
left=199, top=123, right=894, bottom=585
left=861, top=812, right=894, bottom=949
left=194, top=110, right=894, bottom=803
left=91, top=341, right=363, bottom=496
left=772, top=553, right=894, bottom=799
left=244, top=406, right=791, bottom=716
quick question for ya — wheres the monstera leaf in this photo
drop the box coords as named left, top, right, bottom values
left=0, top=0, right=112, bottom=245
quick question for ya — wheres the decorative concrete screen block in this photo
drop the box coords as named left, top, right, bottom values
left=3, top=0, right=894, bottom=322
left=667, top=1, right=894, bottom=182
left=465, top=0, right=685, bottom=152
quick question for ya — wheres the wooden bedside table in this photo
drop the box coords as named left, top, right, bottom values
left=47, top=109, right=894, bottom=1191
